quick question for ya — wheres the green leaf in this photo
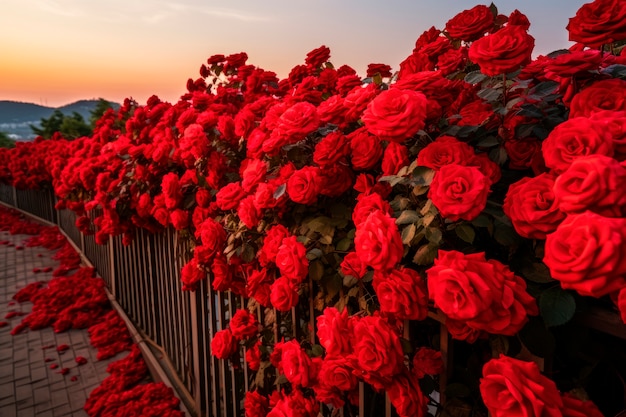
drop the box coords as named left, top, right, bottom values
left=412, top=243, right=438, bottom=266
left=402, top=223, right=417, bottom=245
left=477, top=87, right=502, bottom=102
left=521, top=262, right=554, bottom=284
left=309, top=260, right=324, bottom=281
left=425, top=227, right=442, bottom=244
left=306, top=248, right=323, bottom=260
left=471, top=214, right=491, bottom=228
left=396, top=210, right=421, bottom=225
left=518, top=317, right=555, bottom=358
left=464, top=70, right=488, bottom=84
left=311, top=344, right=324, bottom=357
left=455, top=224, right=475, bottom=244
left=477, top=136, right=500, bottom=147
left=411, top=166, right=435, bottom=186
left=539, top=287, right=576, bottom=327
left=335, top=238, right=352, bottom=252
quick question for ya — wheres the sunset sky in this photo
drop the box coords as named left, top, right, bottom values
left=1, top=0, right=587, bottom=107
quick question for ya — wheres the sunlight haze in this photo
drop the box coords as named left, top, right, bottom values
left=1, top=0, right=588, bottom=107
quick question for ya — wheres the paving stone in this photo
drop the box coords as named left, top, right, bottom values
left=0, top=231, right=121, bottom=417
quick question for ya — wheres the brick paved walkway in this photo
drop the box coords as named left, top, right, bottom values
left=0, top=230, right=122, bottom=417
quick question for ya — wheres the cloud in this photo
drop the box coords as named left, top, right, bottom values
left=197, top=7, right=271, bottom=22
left=34, top=0, right=85, bottom=18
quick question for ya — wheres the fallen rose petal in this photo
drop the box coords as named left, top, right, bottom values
left=75, top=356, right=88, bottom=365
left=59, top=367, right=70, bottom=375
left=70, top=376, right=78, bottom=382
left=50, top=364, right=58, bottom=369
left=56, top=344, right=70, bottom=353
left=0, top=321, right=8, bottom=328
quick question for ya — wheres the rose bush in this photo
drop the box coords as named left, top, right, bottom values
left=2, top=0, right=626, bottom=416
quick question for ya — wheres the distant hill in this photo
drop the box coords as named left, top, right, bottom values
left=0, top=99, right=120, bottom=140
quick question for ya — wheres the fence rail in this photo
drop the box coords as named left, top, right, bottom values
left=0, top=184, right=453, bottom=417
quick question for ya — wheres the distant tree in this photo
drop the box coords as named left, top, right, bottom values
left=59, top=112, right=92, bottom=139
left=0, top=131, right=15, bottom=148
left=31, top=109, right=65, bottom=138
left=31, top=109, right=91, bottom=140
left=89, top=98, right=114, bottom=128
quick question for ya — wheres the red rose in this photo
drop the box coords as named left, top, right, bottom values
left=560, top=393, right=604, bottom=417
left=169, top=209, right=189, bottom=231
left=543, top=211, right=626, bottom=297
left=340, top=251, right=367, bottom=280
left=180, top=123, right=209, bottom=161
left=270, top=276, right=299, bottom=312
left=362, top=89, right=428, bottom=143
left=253, top=183, right=280, bottom=209
left=264, top=102, right=320, bottom=154
left=276, top=236, right=309, bottom=283
left=373, top=267, right=428, bottom=320
left=569, top=78, right=626, bottom=118
left=235, top=108, right=256, bottom=138
left=161, top=172, right=182, bottom=210
left=196, top=188, right=212, bottom=208
left=386, top=370, right=428, bottom=417
left=567, top=0, right=626, bottom=47
left=398, top=52, right=435, bottom=79
left=318, top=164, right=354, bottom=198
left=245, top=391, right=269, bottom=417
left=241, top=159, right=267, bottom=192
left=246, top=342, right=261, bottom=371
left=554, top=154, right=626, bottom=217
left=508, top=9, right=530, bottom=30
left=381, top=142, right=409, bottom=176
left=196, top=218, right=226, bottom=260
left=286, top=166, right=321, bottom=205
left=211, top=329, right=238, bottom=359
left=281, top=340, right=313, bottom=387
left=181, top=258, right=205, bottom=291
left=417, top=136, right=475, bottom=171
left=305, top=45, right=330, bottom=68
left=437, top=47, right=468, bottom=76
left=344, top=83, right=380, bottom=122
left=237, top=195, right=261, bottom=229
left=348, top=128, right=383, bottom=170
left=504, top=138, right=541, bottom=170
left=590, top=110, right=626, bottom=160
left=469, top=153, right=501, bottom=184
left=258, top=225, right=291, bottom=266
left=469, top=25, right=535, bottom=76
left=317, top=357, right=357, bottom=391
left=427, top=250, right=538, bottom=337
left=541, top=117, right=614, bottom=174
left=412, top=347, right=444, bottom=379
left=504, top=173, right=566, bottom=239
left=445, top=5, right=494, bottom=42
left=428, top=164, right=490, bottom=222
left=455, top=100, right=494, bottom=127
left=544, top=50, right=604, bottom=81
left=313, top=131, right=349, bottom=166
left=480, top=356, right=563, bottom=417
left=350, top=316, right=405, bottom=386
left=230, top=309, right=259, bottom=340
left=317, top=95, right=348, bottom=127
left=246, top=268, right=273, bottom=308
left=366, top=63, right=392, bottom=78
left=316, top=307, right=353, bottom=357
left=354, top=209, right=404, bottom=272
